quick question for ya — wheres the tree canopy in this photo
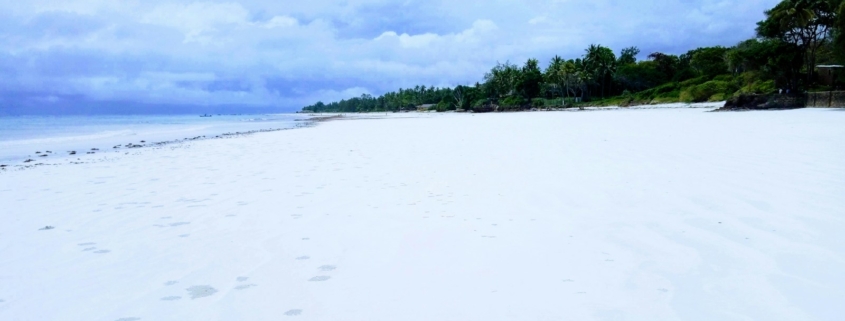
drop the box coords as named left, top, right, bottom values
left=302, top=0, right=843, bottom=113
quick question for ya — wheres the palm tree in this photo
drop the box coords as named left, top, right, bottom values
left=544, top=56, right=566, bottom=103
left=584, top=44, right=617, bottom=98
left=560, top=60, right=580, bottom=104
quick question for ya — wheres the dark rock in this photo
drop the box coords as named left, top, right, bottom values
left=719, top=94, right=806, bottom=111
left=39, top=226, right=55, bottom=230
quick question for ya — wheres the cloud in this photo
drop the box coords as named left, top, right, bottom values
left=0, top=0, right=779, bottom=114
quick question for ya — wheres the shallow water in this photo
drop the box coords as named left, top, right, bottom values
left=0, top=113, right=307, bottom=163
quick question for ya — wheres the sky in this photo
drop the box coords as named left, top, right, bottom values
left=0, top=0, right=780, bottom=114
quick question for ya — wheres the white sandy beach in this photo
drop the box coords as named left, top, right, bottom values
left=1, top=107, right=844, bottom=321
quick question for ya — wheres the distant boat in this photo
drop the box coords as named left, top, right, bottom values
left=200, top=114, right=212, bottom=117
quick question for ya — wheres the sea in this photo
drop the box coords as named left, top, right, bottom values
left=0, top=113, right=309, bottom=165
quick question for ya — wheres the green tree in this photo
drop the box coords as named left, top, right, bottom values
left=618, top=47, right=640, bottom=66
left=483, top=61, right=521, bottom=98
left=544, top=55, right=566, bottom=99
left=835, top=1, right=845, bottom=60
left=519, top=58, right=543, bottom=99
left=757, top=0, right=841, bottom=86
left=689, top=46, right=730, bottom=77
left=583, top=44, right=617, bottom=98
left=561, top=60, right=582, bottom=100
left=647, top=52, right=680, bottom=82
left=616, top=60, right=667, bottom=92
left=727, top=38, right=804, bottom=89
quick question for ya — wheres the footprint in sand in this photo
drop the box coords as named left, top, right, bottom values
left=169, top=222, right=190, bottom=227
left=164, top=281, right=178, bottom=286
left=82, top=247, right=96, bottom=251
left=309, top=276, right=330, bottom=282
left=78, top=242, right=96, bottom=246
left=179, top=234, right=190, bottom=238
left=186, top=285, right=217, bottom=299
left=234, top=284, right=257, bottom=290
left=160, top=296, right=181, bottom=301
left=94, top=250, right=111, bottom=254
left=296, top=256, right=310, bottom=260
left=284, top=309, right=303, bottom=316
left=237, top=277, right=249, bottom=282
left=318, top=265, right=336, bottom=271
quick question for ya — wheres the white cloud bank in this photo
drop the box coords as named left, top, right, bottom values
left=0, top=0, right=779, bottom=113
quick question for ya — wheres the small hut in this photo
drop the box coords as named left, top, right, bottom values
left=817, top=65, right=843, bottom=87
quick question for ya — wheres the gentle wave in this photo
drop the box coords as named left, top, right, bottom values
left=0, top=114, right=306, bottom=163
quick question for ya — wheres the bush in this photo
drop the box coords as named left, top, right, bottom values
left=734, top=79, right=777, bottom=96
left=713, top=74, right=734, bottom=82
left=708, top=93, right=726, bottom=101
left=679, top=76, right=708, bottom=87
left=500, top=96, right=525, bottom=108
left=673, top=68, right=699, bottom=82
left=472, top=99, right=489, bottom=108
left=435, top=101, right=452, bottom=112
left=654, top=82, right=679, bottom=95
left=531, top=98, right=545, bottom=108
left=681, top=80, right=730, bottom=102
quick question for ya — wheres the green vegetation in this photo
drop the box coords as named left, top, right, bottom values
left=302, top=0, right=843, bottom=113
left=836, top=1, right=845, bottom=60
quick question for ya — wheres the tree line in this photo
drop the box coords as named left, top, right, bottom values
left=303, top=0, right=844, bottom=113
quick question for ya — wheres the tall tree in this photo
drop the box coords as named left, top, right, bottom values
left=519, top=58, right=543, bottom=99
left=544, top=56, right=566, bottom=99
left=483, top=62, right=521, bottom=98
left=835, top=1, right=845, bottom=60
left=583, top=44, right=617, bottom=98
left=757, top=0, right=840, bottom=86
left=618, top=47, right=640, bottom=66
left=452, top=85, right=466, bottom=110
left=647, top=52, right=679, bottom=82
left=689, top=46, right=730, bottom=77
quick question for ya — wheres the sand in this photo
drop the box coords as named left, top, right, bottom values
left=1, top=107, right=843, bottom=321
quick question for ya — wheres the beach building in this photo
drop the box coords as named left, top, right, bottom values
left=817, top=65, right=843, bottom=87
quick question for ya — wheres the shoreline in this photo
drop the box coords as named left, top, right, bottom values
left=0, top=118, right=316, bottom=172
left=0, top=102, right=729, bottom=172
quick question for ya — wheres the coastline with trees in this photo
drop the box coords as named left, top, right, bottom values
left=302, top=0, right=844, bottom=113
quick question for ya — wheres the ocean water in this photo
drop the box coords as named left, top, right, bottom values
left=0, top=113, right=308, bottom=164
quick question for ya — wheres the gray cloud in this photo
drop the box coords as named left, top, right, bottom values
left=0, top=0, right=780, bottom=114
